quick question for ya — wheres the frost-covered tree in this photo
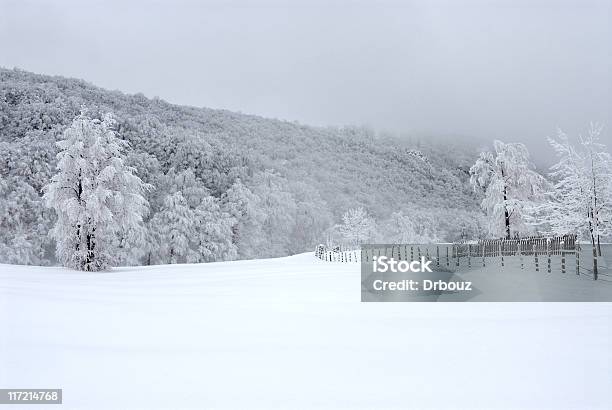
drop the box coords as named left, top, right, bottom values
left=288, top=182, right=333, bottom=254
left=2, top=131, right=56, bottom=193
left=384, top=209, right=439, bottom=243
left=224, top=178, right=265, bottom=259
left=251, top=170, right=296, bottom=257
left=0, top=175, right=51, bottom=265
left=149, top=192, right=196, bottom=264
left=190, top=196, right=237, bottom=263
left=470, top=140, right=548, bottom=239
left=530, top=125, right=612, bottom=279
left=0, top=136, right=55, bottom=265
left=43, top=112, right=150, bottom=271
left=161, top=168, right=210, bottom=209
left=147, top=168, right=238, bottom=264
left=122, top=151, right=163, bottom=266
left=581, top=125, right=612, bottom=255
left=115, top=224, right=148, bottom=266
left=338, top=207, right=377, bottom=247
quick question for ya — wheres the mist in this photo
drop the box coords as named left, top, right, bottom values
left=1, top=0, right=610, bottom=163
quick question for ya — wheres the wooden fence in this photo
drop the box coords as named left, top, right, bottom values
left=314, top=235, right=590, bottom=277
left=456, top=235, right=578, bottom=257
left=314, top=244, right=360, bottom=262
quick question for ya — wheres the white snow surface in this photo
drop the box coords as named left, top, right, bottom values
left=1, top=253, right=611, bottom=409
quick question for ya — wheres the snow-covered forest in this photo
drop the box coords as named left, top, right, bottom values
left=0, top=68, right=483, bottom=268
left=1, top=68, right=611, bottom=270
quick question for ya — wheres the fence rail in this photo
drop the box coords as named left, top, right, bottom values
left=316, top=235, right=579, bottom=262
left=455, top=235, right=578, bottom=258
left=313, top=234, right=606, bottom=279
left=315, top=245, right=360, bottom=263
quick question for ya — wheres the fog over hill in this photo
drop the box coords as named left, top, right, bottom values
left=2, top=1, right=608, bottom=161
left=0, top=68, right=486, bottom=265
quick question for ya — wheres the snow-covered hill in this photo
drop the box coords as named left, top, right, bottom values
left=1, top=67, right=483, bottom=266
left=1, top=254, right=611, bottom=409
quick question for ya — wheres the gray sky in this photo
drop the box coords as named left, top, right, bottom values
left=1, top=0, right=610, bottom=162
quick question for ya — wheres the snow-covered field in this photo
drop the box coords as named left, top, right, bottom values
left=1, top=253, right=611, bottom=409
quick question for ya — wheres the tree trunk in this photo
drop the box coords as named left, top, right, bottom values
left=75, top=224, right=81, bottom=252
left=503, top=187, right=511, bottom=240
left=85, top=226, right=96, bottom=271
left=504, top=207, right=511, bottom=240
left=597, top=234, right=602, bottom=257
left=591, top=234, right=598, bottom=281
left=75, top=173, right=83, bottom=253
left=501, top=168, right=511, bottom=240
left=86, top=232, right=93, bottom=271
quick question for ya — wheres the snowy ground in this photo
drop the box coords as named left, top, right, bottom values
left=1, top=253, right=611, bottom=409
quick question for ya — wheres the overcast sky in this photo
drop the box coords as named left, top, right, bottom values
left=1, top=0, right=610, bottom=163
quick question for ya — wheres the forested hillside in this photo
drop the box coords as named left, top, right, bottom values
left=0, top=67, right=484, bottom=266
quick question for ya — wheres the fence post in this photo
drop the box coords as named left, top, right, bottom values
left=534, top=245, right=539, bottom=272
left=482, top=243, right=486, bottom=267
left=547, top=238, right=551, bottom=274
left=456, top=246, right=460, bottom=267
left=436, top=246, right=440, bottom=268
left=576, top=245, right=580, bottom=276
left=468, top=244, right=471, bottom=268
left=593, top=245, right=599, bottom=281
left=561, top=251, right=566, bottom=274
